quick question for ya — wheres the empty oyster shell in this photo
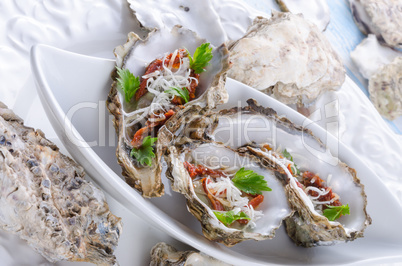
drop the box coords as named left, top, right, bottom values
left=107, top=26, right=230, bottom=197
left=0, top=102, right=122, bottom=264
left=276, top=0, right=330, bottom=31
left=369, top=56, right=402, bottom=120
left=227, top=12, right=345, bottom=105
left=150, top=242, right=229, bottom=266
left=350, top=0, right=402, bottom=48
left=166, top=98, right=370, bottom=247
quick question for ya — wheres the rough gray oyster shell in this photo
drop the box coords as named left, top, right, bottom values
left=369, top=56, right=402, bottom=120
left=227, top=12, right=345, bottom=105
left=150, top=242, right=230, bottom=266
left=165, top=99, right=371, bottom=247
left=0, top=102, right=122, bottom=264
left=350, top=0, right=402, bottom=48
left=107, top=26, right=230, bottom=198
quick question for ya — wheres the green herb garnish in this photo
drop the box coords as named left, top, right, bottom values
left=323, top=204, right=350, bottom=221
left=188, top=43, right=213, bottom=74
left=116, top=67, right=140, bottom=102
left=232, top=167, right=272, bottom=195
left=130, top=136, right=158, bottom=166
left=282, top=149, right=300, bottom=175
left=165, top=87, right=190, bottom=103
left=213, top=210, right=250, bottom=226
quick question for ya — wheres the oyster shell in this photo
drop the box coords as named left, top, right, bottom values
left=107, top=26, right=230, bottom=197
left=275, top=0, right=330, bottom=31
left=351, top=35, right=402, bottom=120
left=150, top=242, right=230, bottom=266
left=350, top=0, right=402, bottom=48
left=369, top=56, right=402, bottom=120
left=166, top=98, right=370, bottom=247
left=0, top=102, right=122, bottom=264
left=351, top=34, right=401, bottom=79
left=227, top=12, right=345, bottom=105
left=165, top=140, right=293, bottom=246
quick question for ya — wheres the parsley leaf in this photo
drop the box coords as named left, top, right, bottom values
left=232, top=168, right=272, bottom=195
left=282, top=149, right=300, bottom=175
left=323, top=204, right=350, bottom=221
left=213, top=210, right=250, bottom=226
left=165, top=87, right=190, bottom=103
left=188, top=43, right=213, bottom=74
left=130, top=136, right=158, bottom=166
left=116, top=67, right=140, bottom=103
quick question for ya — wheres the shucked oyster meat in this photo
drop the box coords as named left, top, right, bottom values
left=0, top=102, right=121, bottom=264
left=165, top=99, right=370, bottom=247
left=350, top=0, right=402, bottom=48
left=107, top=26, right=230, bottom=197
left=228, top=12, right=345, bottom=105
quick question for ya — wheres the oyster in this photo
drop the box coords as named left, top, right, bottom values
left=227, top=12, right=345, bottom=105
left=351, top=35, right=402, bottom=120
left=350, top=0, right=402, bottom=48
left=369, top=56, right=402, bottom=120
left=150, top=242, right=230, bottom=266
left=351, top=34, right=401, bottom=79
left=275, top=0, right=330, bottom=31
left=107, top=26, right=230, bottom=197
left=165, top=140, right=293, bottom=246
left=165, top=99, right=370, bottom=247
left=0, top=102, right=122, bottom=264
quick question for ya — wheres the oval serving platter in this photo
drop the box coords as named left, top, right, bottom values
left=31, top=44, right=402, bottom=265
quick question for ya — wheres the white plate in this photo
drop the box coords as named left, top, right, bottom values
left=31, top=44, right=402, bottom=265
